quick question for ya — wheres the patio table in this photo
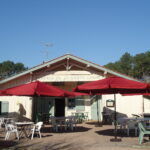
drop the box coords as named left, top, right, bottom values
left=15, top=122, right=34, bottom=138
left=120, top=117, right=150, bottom=132
left=121, top=117, right=144, bottom=123
left=3, top=118, right=14, bottom=123
left=55, top=117, right=66, bottom=124
left=51, top=116, right=76, bottom=131
left=122, top=117, right=150, bottom=123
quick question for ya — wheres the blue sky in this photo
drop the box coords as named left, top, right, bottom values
left=0, top=0, right=150, bottom=68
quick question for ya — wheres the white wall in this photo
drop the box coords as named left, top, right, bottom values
left=143, top=96, right=150, bottom=113
left=37, top=70, right=103, bottom=82
left=102, top=94, right=144, bottom=117
left=0, top=96, right=33, bottom=120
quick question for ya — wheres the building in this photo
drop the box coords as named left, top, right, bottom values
left=0, top=54, right=149, bottom=122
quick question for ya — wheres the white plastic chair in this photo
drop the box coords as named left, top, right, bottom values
left=126, top=120, right=138, bottom=136
left=71, top=116, right=78, bottom=130
left=51, top=117, right=60, bottom=132
left=5, top=124, right=19, bottom=140
left=0, top=118, right=4, bottom=129
left=31, top=122, right=43, bottom=140
left=65, top=116, right=75, bottom=131
left=112, top=117, right=126, bottom=134
left=116, top=118, right=126, bottom=130
left=84, top=112, right=89, bottom=121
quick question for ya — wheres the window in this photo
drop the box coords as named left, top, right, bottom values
left=0, top=101, right=9, bottom=115
left=75, top=99, right=85, bottom=111
left=68, top=99, right=75, bottom=109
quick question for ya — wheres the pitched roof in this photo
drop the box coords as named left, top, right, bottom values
left=0, top=54, right=138, bottom=84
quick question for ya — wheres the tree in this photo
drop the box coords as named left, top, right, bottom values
left=0, top=61, right=27, bottom=79
left=133, top=51, right=150, bottom=81
left=14, top=63, right=27, bottom=73
left=105, top=62, right=121, bottom=73
left=105, top=52, right=133, bottom=76
left=104, top=51, right=150, bottom=81
left=118, top=52, right=134, bottom=76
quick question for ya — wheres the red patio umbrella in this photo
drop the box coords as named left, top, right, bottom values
left=64, top=90, right=88, bottom=97
left=122, top=93, right=150, bottom=96
left=74, top=76, right=149, bottom=141
left=4, top=81, right=87, bottom=97
left=0, top=90, right=6, bottom=96
left=2, top=81, right=87, bottom=123
left=74, top=76, right=148, bottom=94
left=4, top=81, right=65, bottom=97
left=122, top=83, right=150, bottom=96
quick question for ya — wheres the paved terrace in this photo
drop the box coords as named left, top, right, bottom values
left=0, top=122, right=150, bottom=150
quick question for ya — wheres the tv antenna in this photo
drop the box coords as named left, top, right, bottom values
left=40, top=41, right=53, bottom=61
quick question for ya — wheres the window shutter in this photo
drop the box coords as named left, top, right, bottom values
left=1, top=101, right=9, bottom=115
left=75, top=99, right=85, bottom=111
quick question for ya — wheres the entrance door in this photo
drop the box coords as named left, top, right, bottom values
left=55, top=99, right=65, bottom=117
left=91, top=95, right=101, bottom=121
left=33, top=97, right=54, bottom=122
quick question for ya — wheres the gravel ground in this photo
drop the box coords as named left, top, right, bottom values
left=0, top=122, right=150, bottom=150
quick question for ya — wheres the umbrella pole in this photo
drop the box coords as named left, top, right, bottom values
left=110, top=94, right=121, bottom=142
left=142, top=96, right=144, bottom=115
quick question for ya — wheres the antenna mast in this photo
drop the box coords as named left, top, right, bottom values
left=41, top=42, right=53, bottom=62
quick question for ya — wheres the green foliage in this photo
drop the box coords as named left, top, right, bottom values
left=0, top=61, right=27, bottom=79
left=133, top=51, right=150, bottom=79
left=105, top=51, right=150, bottom=81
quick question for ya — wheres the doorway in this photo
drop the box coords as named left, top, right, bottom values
left=55, top=98, right=65, bottom=117
left=91, top=95, right=101, bottom=121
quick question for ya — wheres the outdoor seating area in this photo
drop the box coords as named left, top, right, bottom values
left=0, top=114, right=88, bottom=141
left=1, top=120, right=150, bottom=150
left=1, top=112, right=150, bottom=148
left=114, top=116, right=150, bottom=144
left=0, top=116, right=43, bottom=141
left=71, top=112, right=89, bottom=123
left=50, top=116, right=77, bottom=132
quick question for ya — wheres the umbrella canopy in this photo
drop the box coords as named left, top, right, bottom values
left=4, top=81, right=65, bottom=97
left=74, top=76, right=149, bottom=142
left=64, top=90, right=88, bottom=97
left=122, top=93, right=150, bottom=96
left=3, top=81, right=87, bottom=97
left=74, top=76, right=148, bottom=94
left=0, top=90, right=5, bottom=96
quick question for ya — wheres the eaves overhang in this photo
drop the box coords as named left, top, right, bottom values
left=0, top=54, right=139, bottom=84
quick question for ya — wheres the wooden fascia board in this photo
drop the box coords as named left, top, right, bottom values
left=67, top=55, right=138, bottom=81
left=0, top=54, right=138, bottom=84
left=0, top=55, right=68, bottom=84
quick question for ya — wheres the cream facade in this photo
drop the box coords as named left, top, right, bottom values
left=0, top=96, right=33, bottom=120
left=0, top=54, right=149, bottom=122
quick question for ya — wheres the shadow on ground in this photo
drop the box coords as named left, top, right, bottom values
left=41, top=125, right=92, bottom=133
left=0, top=140, right=18, bottom=149
left=13, top=142, right=73, bottom=150
left=41, top=126, right=51, bottom=133
left=86, top=121, right=103, bottom=127
left=95, top=129, right=140, bottom=138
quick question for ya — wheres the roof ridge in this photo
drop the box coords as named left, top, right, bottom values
left=0, top=53, right=140, bottom=84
